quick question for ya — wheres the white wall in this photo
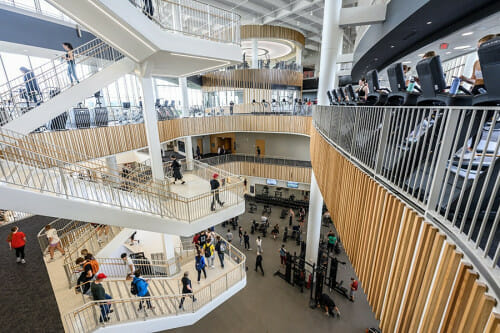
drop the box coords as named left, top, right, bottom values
left=234, top=133, right=310, bottom=160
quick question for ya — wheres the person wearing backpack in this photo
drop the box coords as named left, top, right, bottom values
left=179, top=271, right=196, bottom=310
left=195, top=253, right=207, bottom=284
left=75, top=256, right=94, bottom=294
left=215, top=236, right=226, bottom=268
left=132, top=270, right=154, bottom=310
left=84, top=254, right=99, bottom=275
left=203, top=242, right=215, bottom=269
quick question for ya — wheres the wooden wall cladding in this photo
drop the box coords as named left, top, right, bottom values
left=29, top=116, right=311, bottom=162
left=310, top=128, right=498, bottom=333
left=240, top=25, right=305, bottom=46
left=215, top=161, right=310, bottom=184
left=201, top=69, right=303, bottom=89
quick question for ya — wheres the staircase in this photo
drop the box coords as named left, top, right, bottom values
left=0, top=127, right=245, bottom=235
left=0, top=38, right=135, bottom=134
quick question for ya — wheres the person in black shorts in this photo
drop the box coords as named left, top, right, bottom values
left=318, top=293, right=341, bottom=317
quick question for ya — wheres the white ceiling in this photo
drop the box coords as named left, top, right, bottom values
left=241, top=40, right=294, bottom=59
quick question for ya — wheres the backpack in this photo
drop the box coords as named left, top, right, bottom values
left=85, top=259, right=99, bottom=274
left=130, top=280, right=138, bottom=295
left=196, top=256, right=205, bottom=270
left=219, top=241, right=226, bottom=252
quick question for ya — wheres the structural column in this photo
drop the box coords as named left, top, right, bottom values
left=317, top=0, right=343, bottom=105
left=251, top=38, right=259, bottom=69
left=305, top=170, right=323, bottom=269
left=179, top=77, right=194, bottom=170
left=163, top=234, right=181, bottom=275
left=140, top=75, right=164, bottom=181
left=105, top=155, right=119, bottom=182
left=295, top=47, right=302, bottom=67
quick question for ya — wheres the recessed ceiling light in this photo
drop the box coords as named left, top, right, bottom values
left=402, top=61, right=411, bottom=64
left=310, top=11, right=313, bottom=16
left=462, top=32, right=474, bottom=36
left=446, top=51, right=451, bottom=54
left=454, top=45, right=471, bottom=50
left=390, top=45, right=395, bottom=48
left=426, top=21, right=432, bottom=25
left=418, top=53, right=425, bottom=57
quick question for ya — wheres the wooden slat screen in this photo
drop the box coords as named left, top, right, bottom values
left=310, top=128, right=498, bottom=332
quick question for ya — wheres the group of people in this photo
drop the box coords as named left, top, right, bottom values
left=192, top=229, right=228, bottom=282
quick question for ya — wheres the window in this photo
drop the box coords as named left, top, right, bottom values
left=442, top=54, right=468, bottom=86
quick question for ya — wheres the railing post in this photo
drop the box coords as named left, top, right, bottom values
left=426, top=108, right=460, bottom=215
left=207, top=5, right=211, bottom=39
left=374, top=108, right=392, bottom=174
left=57, top=161, right=69, bottom=199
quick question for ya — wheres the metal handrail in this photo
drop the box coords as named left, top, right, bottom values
left=313, top=105, right=500, bottom=273
left=0, top=127, right=245, bottom=223
left=63, top=233, right=245, bottom=332
left=128, top=0, right=240, bottom=45
left=0, top=38, right=124, bottom=126
left=199, top=153, right=312, bottom=168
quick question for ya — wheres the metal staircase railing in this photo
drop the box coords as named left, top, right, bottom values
left=0, top=38, right=124, bottom=127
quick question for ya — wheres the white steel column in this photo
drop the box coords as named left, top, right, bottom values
left=163, top=234, right=181, bottom=275
left=317, top=0, right=343, bottom=105
left=251, top=39, right=259, bottom=69
left=140, top=75, right=164, bottom=181
left=305, top=170, right=323, bottom=267
left=296, top=47, right=303, bottom=66
left=179, top=77, right=194, bottom=170
left=105, top=155, right=119, bottom=179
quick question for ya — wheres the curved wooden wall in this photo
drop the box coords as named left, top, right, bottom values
left=310, top=128, right=499, bottom=333
left=201, top=69, right=303, bottom=89
left=30, top=116, right=311, bottom=162
left=215, top=161, right=310, bottom=184
left=240, top=25, right=305, bottom=47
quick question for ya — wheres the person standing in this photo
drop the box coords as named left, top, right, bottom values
left=203, top=242, right=215, bottom=269
left=62, top=42, right=79, bottom=85
left=255, top=236, right=263, bottom=253
left=179, top=272, right=196, bottom=310
left=350, top=278, right=358, bottom=302
left=288, top=208, right=295, bottom=226
left=256, top=146, right=261, bottom=157
left=19, top=67, right=41, bottom=106
left=279, top=244, right=287, bottom=267
left=45, top=224, right=65, bottom=261
left=133, top=270, right=154, bottom=310
left=90, top=273, right=113, bottom=322
left=210, top=173, right=224, bottom=211
left=7, top=226, right=26, bottom=264
left=121, top=253, right=135, bottom=277
left=327, top=231, right=337, bottom=253
left=215, top=236, right=226, bottom=268
left=243, top=231, right=251, bottom=250
left=170, top=155, right=186, bottom=184
left=195, top=253, right=207, bottom=284
left=142, top=0, right=154, bottom=19
left=226, top=229, right=233, bottom=243
left=238, top=226, right=243, bottom=246
left=196, top=145, right=201, bottom=160
left=255, top=251, right=264, bottom=275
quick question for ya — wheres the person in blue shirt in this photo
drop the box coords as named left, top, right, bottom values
left=19, top=66, right=41, bottom=106
left=132, top=270, right=154, bottom=310
left=195, top=253, right=207, bottom=283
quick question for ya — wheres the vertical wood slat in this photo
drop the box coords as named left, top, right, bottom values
left=484, top=313, right=500, bottom=333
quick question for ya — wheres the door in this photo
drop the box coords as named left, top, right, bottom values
left=197, top=139, right=203, bottom=154
left=256, top=139, right=265, bottom=156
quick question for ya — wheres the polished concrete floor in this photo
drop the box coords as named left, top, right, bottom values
left=167, top=201, right=380, bottom=333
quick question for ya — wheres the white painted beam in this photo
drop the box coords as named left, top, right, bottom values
left=339, top=4, right=387, bottom=27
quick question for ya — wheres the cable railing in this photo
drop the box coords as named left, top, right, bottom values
left=64, top=234, right=245, bottom=332
left=313, top=105, right=500, bottom=270
left=0, top=38, right=124, bottom=127
left=128, top=0, right=240, bottom=45
left=0, top=127, right=245, bottom=223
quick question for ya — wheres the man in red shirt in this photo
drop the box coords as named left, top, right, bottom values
left=7, top=226, right=27, bottom=264
left=350, top=277, right=358, bottom=302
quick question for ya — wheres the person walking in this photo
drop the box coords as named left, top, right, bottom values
left=279, top=244, right=287, bottom=267
left=350, top=278, right=358, bottom=302
left=327, top=231, right=337, bottom=253
left=203, top=241, right=215, bottom=268
left=45, top=224, right=65, bottom=261
left=288, top=208, right=295, bottom=226
left=256, top=236, right=263, bottom=253
left=179, top=272, right=196, bottom=310
left=196, top=145, right=201, bottom=159
left=19, top=66, right=41, bottom=106
left=7, top=226, right=26, bottom=264
left=133, top=270, right=154, bottom=310
left=142, top=0, right=154, bottom=19
left=255, top=251, right=264, bottom=275
left=195, top=253, right=207, bottom=284
left=256, top=146, right=261, bottom=157
left=238, top=226, right=243, bottom=246
left=210, top=173, right=224, bottom=211
left=215, top=236, right=226, bottom=268
left=170, top=155, right=185, bottom=184
left=226, top=229, right=233, bottom=243
left=121, top=253, right=135, bottom=277
left=62, top=42, right=79, bottom=85
left=243, top=231, right=251, bottom=250
left=90, top=273, right=113, bottom=322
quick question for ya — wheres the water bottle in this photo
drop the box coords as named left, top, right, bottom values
left=407, top=77, right=415, bottom=92
left=449, top=77, right=460, bottom=95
